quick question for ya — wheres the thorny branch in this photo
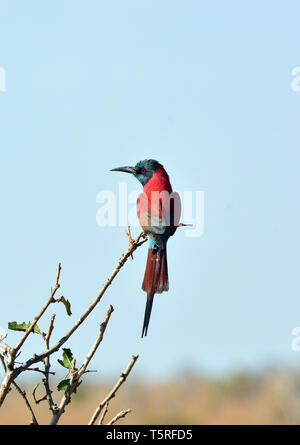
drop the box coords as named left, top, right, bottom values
left=89, top=354, right=139, bottom=425
left=98, top=401, right=109, bottom=425
left=107, top=408, right=132, bottom=425
left=39, top=314, right=58, bottom=415
left=50, top=305, right=114, bottom=425
left=0, top=229, right=145, bottom=424
left=0, top=264, right=62, bottom=407
left=12, top=382, right=38, bottom=425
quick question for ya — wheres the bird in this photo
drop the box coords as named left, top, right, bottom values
left=111, top=159, right=181, bottom=337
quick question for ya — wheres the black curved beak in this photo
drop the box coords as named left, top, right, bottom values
left=110, top=166, right=136, bottom=175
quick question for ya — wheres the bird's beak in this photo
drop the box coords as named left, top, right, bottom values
left=110, top=166, right=136, bottom=175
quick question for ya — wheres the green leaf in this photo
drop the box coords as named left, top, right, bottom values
left=33, top=324, right=41, bottom=334
left=57, top=378, right=80, bottom=405
left=57, top=378, right=70, bottom=392
left=58, top=296, right=72, bottom=316
left=57, top=348, right=73, bottom=369
left=8, top=321, right=41, bottom=335
left=32, top=383, right=39, bottom=397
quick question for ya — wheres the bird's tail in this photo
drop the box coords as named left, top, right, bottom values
left=141, top=247, right=169, bottom=337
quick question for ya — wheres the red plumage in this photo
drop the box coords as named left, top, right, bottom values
left=141, top=248, right=169, bottom=337
left=142, top=248, right=169, bottom=294
left=143, top=165, right=173, bottom=195
left=111, top=159, right=181, bottom=338
left=138, top=165, right=180, bottom=337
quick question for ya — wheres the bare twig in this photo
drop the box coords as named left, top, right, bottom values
left=0, top=265, right=61, bottom=407
left=0, top=229, right=146, bottom=410
left=88, top=354, right=139, bottom=425
left=78, top=305, right=114, bottom=379
left=13, top=382, right=38, bottom=425
left=0, top=354, right=6, bottom=372
left=125, top=226, right=135, bottom=259
left=14, top=264, right=61, bottom=354
left=125, top=226, right=134, bottom=245
left=49, top=305, right=114, bottom=425
left=46, top=314, right=56, bottom=343
left=42, top=314, right=58, bottom=415
left=98, top=401, right=109, bottom=425
left=13, top=365, right=55, bottom=376
left=32, top=383, right=48, bottom=404
left=12, top=231, right=146, bottom=379
left=107, top=408, right=132, bottom=425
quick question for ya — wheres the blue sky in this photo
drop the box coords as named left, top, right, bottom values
left=0, top=1, right=300, bottom=382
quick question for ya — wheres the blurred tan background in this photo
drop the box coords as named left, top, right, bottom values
left=1, top=369, right=300, bottom=425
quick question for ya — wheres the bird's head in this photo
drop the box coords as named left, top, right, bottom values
left=110, top=159, right=161, bottom=186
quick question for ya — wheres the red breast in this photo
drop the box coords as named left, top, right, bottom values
left=143, top=165, right=173, bottom=196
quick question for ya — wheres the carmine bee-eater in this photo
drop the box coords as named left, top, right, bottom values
left=111, top=159, right=181, bottom=337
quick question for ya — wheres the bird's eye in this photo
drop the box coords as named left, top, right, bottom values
left=141, top=168, right=146, bottom=174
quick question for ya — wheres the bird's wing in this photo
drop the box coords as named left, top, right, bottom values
left=137, top=191, right=181, bottom=235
